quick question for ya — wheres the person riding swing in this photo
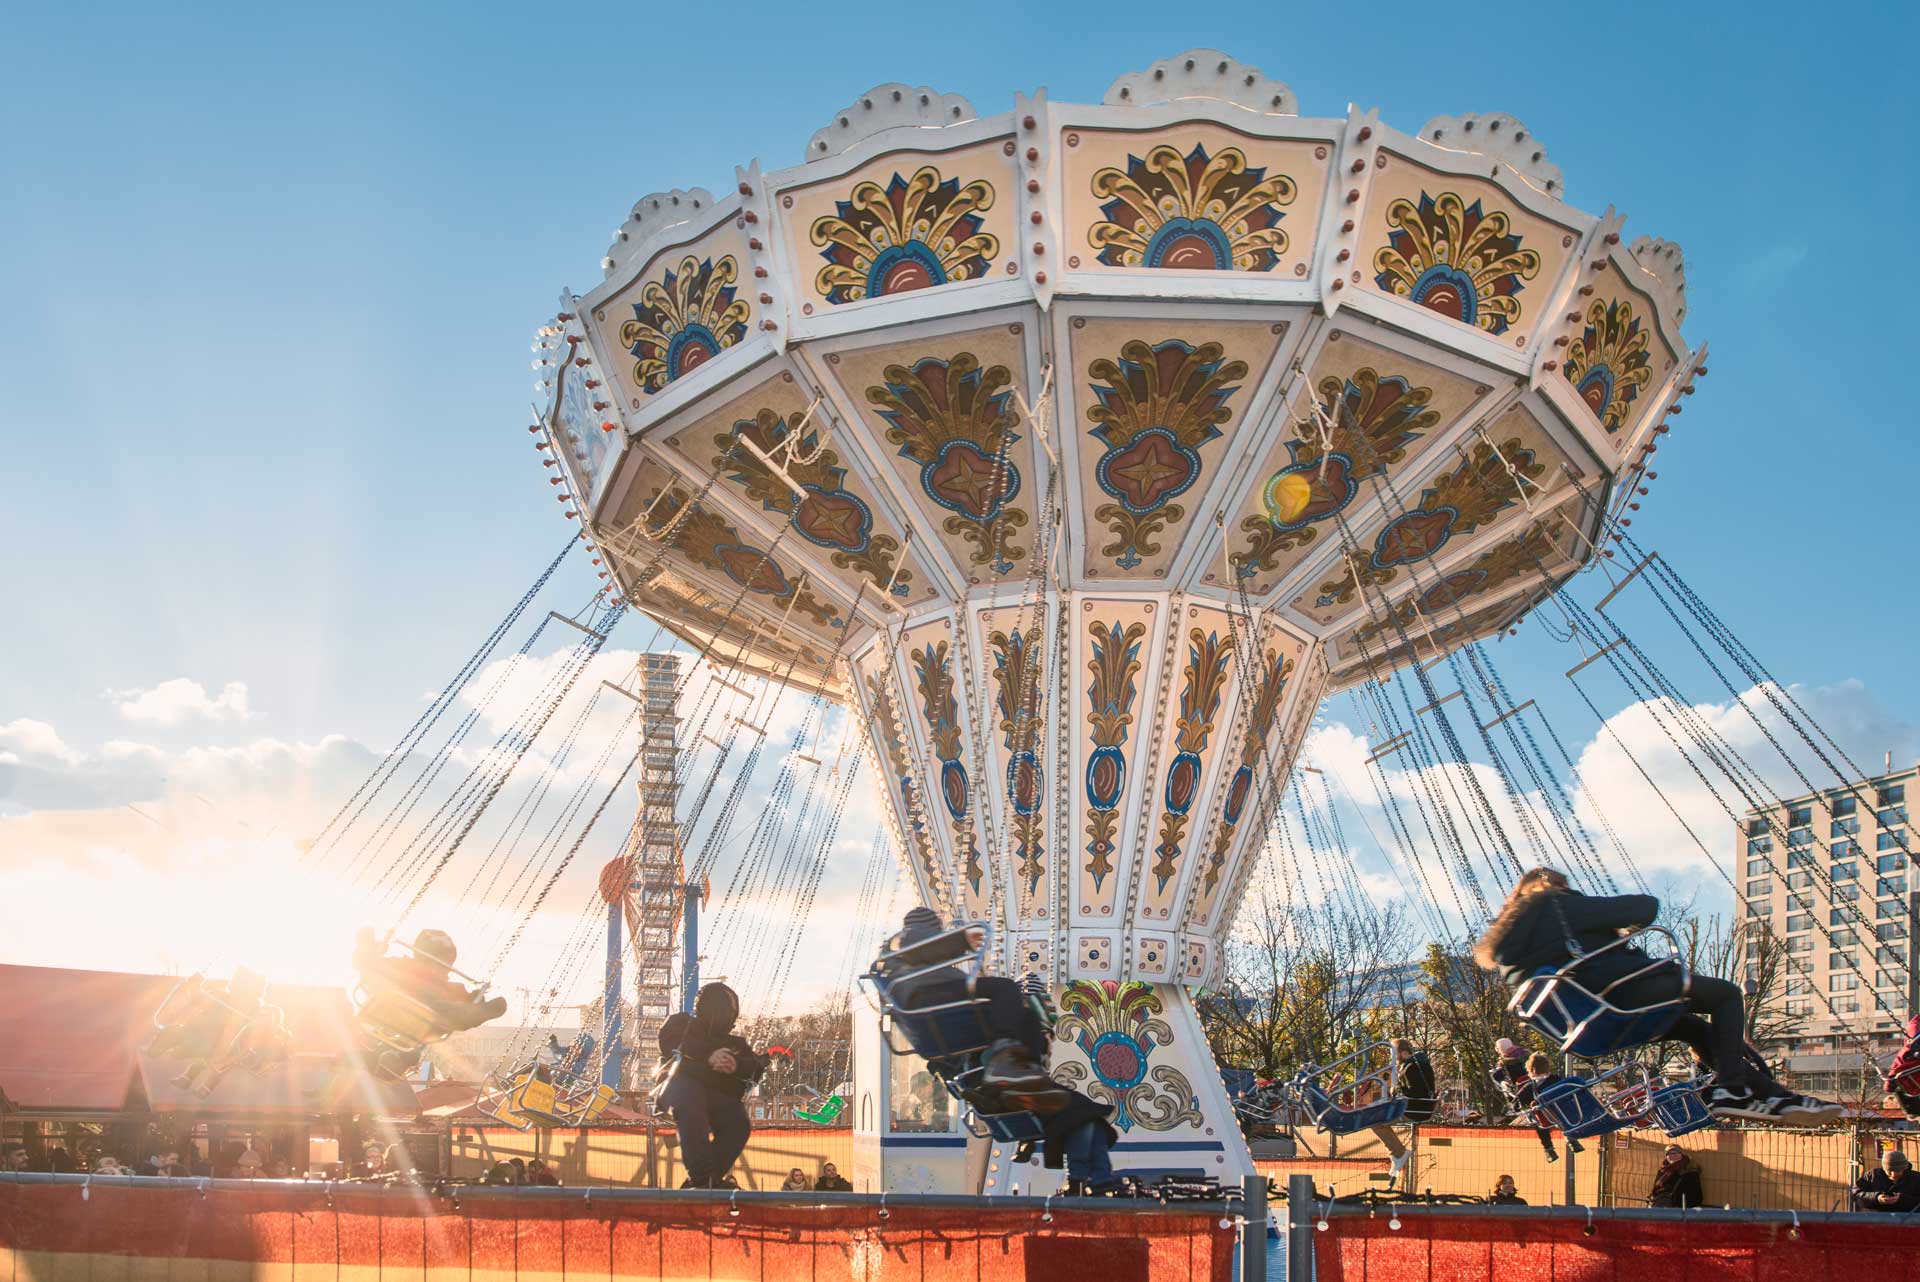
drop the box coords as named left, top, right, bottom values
left=872, top=907, right=1064, bottom=1111
left=1474, top=868, right=1840, bottom=1123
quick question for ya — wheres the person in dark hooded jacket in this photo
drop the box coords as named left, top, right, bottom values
left=873, top=907, right=1062, bottom=1110
left=1647, top=1146, right=1704, bottom=1207
left=1474, top=868, right=1839, bottom=1125
left=658, top=982, right=767, bottom=1188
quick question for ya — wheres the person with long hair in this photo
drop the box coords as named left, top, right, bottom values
left=1474, top=868, right=1839, bottom=1123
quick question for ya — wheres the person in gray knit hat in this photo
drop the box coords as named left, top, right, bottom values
left=875, top=907, right=1064, bottom=1111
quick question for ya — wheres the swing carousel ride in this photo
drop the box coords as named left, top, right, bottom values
left=522, top=48, right=1735, bottom=1187
left=150, top=49, right=1914, bottom=1199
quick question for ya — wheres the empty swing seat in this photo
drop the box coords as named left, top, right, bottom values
left=1650, top=1080, right=1715, bottom=1137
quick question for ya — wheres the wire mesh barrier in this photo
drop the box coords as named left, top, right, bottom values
left=1297, top=1193, right=1920, bottom=1282
left=1264, top=1124, right=1901, bottom=1213
left=0, top=1173, right=1237, bottom=1282
left=451, top=1125, right=857, bottom=1190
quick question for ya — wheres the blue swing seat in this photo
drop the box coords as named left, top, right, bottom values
left=1509, top=927, right=1692, bottom=1058
left=863, top=922, right=1057, bottom=1145
left=1649, top=1079, right=1716, bottom=1137
left=1533, top=1064, right=1653, bottom=1140
left=1290, top=1042, right=1409, bottom=1137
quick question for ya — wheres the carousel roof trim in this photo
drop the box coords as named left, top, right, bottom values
left=1104, top=49, right=1297, bottom=116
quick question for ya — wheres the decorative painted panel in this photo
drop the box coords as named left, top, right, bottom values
left=550, top=337, right=622, bottom=509
left=1562, top=262, right=1681, bottom=446
left=652, top=374, right=941, bottom=609
left=1065, top=317, right=1285, bottom=580
left=830, top=322, right=1041, bottom=585
left=780, top=141, right=1019, bottom=312
left=1211, top=331, right=1485, bottom=597
left=897, top=616, right=992, bottom=923
left=1072, top=597, right=1164, bottom=925
left=1285, top=402, right=1572, bottom=628
left=1360, top=154, right=1578, bottom=347
left=1131, top=602, right=1239, bottom=924
left=976, top=598, right=1055, bottom=925
left=1061, top=125, right=1333, bottom=278
left=1183, top=617, right=1310, bottom=929
left=587, top=221, right=756, bottom=412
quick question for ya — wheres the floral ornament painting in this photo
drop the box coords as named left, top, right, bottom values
left=810, top=166, right=999, bottom=305
left=1054, top=980, right=1204, bottom=1132
left=618, top=255, right=751, bottom=394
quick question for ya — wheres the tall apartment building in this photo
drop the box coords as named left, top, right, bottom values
left=1736, top=761, right=1915, bottom=1093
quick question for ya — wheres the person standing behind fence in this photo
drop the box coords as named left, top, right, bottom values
left=1489, top=1174, right=1526, bottom=1205
left=1647, top=1145, right=1704, bottom=1207
left=1854, top=1149, right=1920, bottom=1212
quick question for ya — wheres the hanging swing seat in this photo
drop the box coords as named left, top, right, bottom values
left=1649, top=1076, right=1716, bottom=1137
left=863, top=923, right=1059, bottom=1143
left=1508, top=927, right=1691, bottom=1058
left=795, top=1094, right=847, bottom=1125
left=147, top=970, right=292, bottom=1095
left=1532, top=1063, right=1654, bottom=1140
left=1289, top=1042, right=1408, bottom=1136
left=352, top=934, right=501, bottom=1063
left=482, top=1064, right=621, bottom=1129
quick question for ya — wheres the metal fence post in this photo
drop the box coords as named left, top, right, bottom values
left=1564, top=1134, right=1577, bottom=1207
left=1287, top=1173, right=1315, bottom=1281
left=1241, top=1174, right=1267, bottom=1282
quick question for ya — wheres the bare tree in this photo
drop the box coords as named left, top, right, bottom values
left=1198, top=878, right=1410, bottom=1081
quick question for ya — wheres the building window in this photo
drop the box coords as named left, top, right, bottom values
left=1744, top=878, right=1771, bottom=898
left=1878, top=923, right=1909, bottom=942
left=1833, top=816, right=1863, bottom=838
left=1786, top=936, right=1813, bottom=954
left=1881, top=784, right=1908, bottom=807
left=1788, top=850, right=1814, bottom=869
left=1879, top=970, right=1908, bottom=990
left=1879, top=831, right=1907, bottom=852
left=1787, top=871, right=1813, bottom=890
left=1786, top=978, right=1812, bottom=996
left=1790, top=893, right=1814, bottom=911
left=1748, top=836, right=1773, bottom=855
left=1880, top=900, right=1906, bottom=920
left=1832, top=909, right=1852, bottom=926
left=1833, top=795, right=1859, bottom=818
left=1747, top=901, right=1771, bottom=917
left=1880, top=876, right=1908, bottom=897
left=1747, top=817, right=1769, bottom=837
left=1834, top=997, right=1862, bottom=1015
left=1880, top=945, right=1907, bottom=966
left=1835, top=884, right=1862, bottom=903
left=1832, top=840, right=1861, bottom=860
left=1831, top=972, right=1861, bottom=992
left=1833, top=929, right=1860, bottom=946
left=1834, top=861, right=1859, bottom=881
left=1881, top=807, right=1910, bottom=828
left=1831, top=952, right=1858, bottom=971
left=1786, top=999, right=1813, bottom=1016
left=1790, top=805, right=1814, bottom=826
left=1747, top=857, right=1773, bottom=877
left=1787, top=827, right=1814, bottom=848
left=1787, top=914, right=1811, bottom=933
left=1881, top=853, right=1907, bottom=874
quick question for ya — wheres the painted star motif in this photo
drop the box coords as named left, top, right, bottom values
left=1109, top=436, right=1189, bottom=506
left=799, top=495, right=863, bottom=545
left=931, top=449, right=1006, bottom=515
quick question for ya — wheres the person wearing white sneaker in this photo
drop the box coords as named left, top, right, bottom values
left=1475, top=868, right=1845, bottom=1123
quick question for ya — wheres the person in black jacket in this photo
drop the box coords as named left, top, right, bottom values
left=1854, top=1149, right=1920, bottom=1212
left=658, top=982, right=768, bottom=1189
left=1490, top=1174, right=1526, bottom=1205
left=1394, top=1039, right=1436, bottom=1122
left=1474, top=868, right=1840, bottom=1124
left=1647, top=1146, right=1704, bottom=1207
left=814, top=1162, right=853, bottom=1192
left=1491, top=1038, right=1577, bottom=1161
left=873, top=908, right=1062, bottom=1110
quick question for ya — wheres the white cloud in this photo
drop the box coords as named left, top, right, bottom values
left=0, top=718, right=78, bottom=764
left=110, top=678, right=252, bottom=723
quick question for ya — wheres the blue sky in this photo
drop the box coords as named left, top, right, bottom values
left=3, top=1, right=1917, bottom=1013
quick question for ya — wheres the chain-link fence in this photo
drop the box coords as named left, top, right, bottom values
left=451, top=1124, right=856, bottom=1189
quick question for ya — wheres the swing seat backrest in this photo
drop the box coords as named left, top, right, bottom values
left=1511, top=968, right=1683, bottom=1058
left=967, top=1105, right=1047, bottom=1143
left=1650, top=1081, right=1716, bottom=1137
left=1534, top=1077, right=1632, bottom=1141
left=886, top=999, right=997, bottom=1063
left=354, top=989, right=446, bottom=1050
left=1293, top=1078, right=1409, bottom=1136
